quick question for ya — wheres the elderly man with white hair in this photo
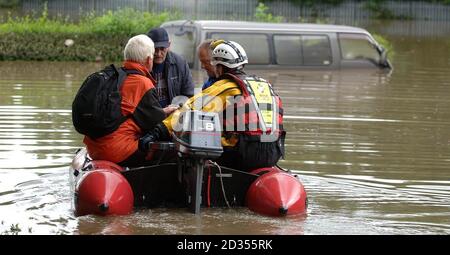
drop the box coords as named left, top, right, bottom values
left=83, top=34, right=178, bottom=167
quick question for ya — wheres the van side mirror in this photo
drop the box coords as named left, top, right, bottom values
left=173, top=20, right=194, bottom=36
left=378, top=47, right=392, bottom=69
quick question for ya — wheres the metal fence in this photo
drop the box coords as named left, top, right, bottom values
left=16, top=0, right=450, bottom=37
left=19, top=0, right=450, bottom=22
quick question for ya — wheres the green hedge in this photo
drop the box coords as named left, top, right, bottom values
left=0, top=32, right=126, bottom=61
left=0, top=8, right=179, bottom=61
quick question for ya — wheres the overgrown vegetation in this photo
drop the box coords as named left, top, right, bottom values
left=362, top=0, right=413, bottom=19
left=260, top=0, right=344, bottom=6
left=0, top=5, right=179, bottom=61
left=261, top=0, right=450, bottom=5
left=260, top=0, right=446, bottom=20
left=254, top=2, right=284, bottom=22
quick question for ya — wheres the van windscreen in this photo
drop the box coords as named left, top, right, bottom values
left=338, top=33, right=380, bottom=64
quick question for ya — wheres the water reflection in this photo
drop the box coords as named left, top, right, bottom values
left=75, top=208, right=307, bottom=235
left=0, top=167, right=76, bottom=234
left=0, top=21, right=450, bottom=234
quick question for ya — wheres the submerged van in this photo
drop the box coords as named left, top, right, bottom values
left=161, top=20, right=392, bottom=70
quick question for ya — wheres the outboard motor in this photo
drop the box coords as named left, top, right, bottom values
left=173, top=110, right=223, bottom=159
left=172, top=110, right=223, bottom=213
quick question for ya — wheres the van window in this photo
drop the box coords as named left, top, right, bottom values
left=165, top=26, right=196, bottom=67
left=210, top=33, right=270, bottom=64
left=302, top=35, right=332, bottom=65
left=339, top=33, right=380, bottom=63
left=274, top=35, right=332, bottom=66
left=274, top=35, right=303, bottom=65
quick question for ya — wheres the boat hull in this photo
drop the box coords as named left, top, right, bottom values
left=70, top=149, right=307, bottom=217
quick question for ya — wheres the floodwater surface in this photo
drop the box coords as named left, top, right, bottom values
left=0, top=21, right=449, bottom=235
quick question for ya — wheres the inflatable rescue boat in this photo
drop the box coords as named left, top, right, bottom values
left=69, top=111, right=307, bottom=217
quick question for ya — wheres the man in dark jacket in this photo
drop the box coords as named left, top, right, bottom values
left=147, top=27, right=194, bottom=107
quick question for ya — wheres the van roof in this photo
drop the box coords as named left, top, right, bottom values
left=162, top=20, right=369, bottom=34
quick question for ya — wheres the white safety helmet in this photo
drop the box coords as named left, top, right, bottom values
left=210, top=40, right=248, bottom=69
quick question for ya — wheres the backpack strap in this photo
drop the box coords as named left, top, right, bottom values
left=113, top=65, right=128, bottom=91
left=117, top=67, right=145, bottom=87
left=110, top=66, right=147, bottom=91
left=111, top=65, right=147, bottom=124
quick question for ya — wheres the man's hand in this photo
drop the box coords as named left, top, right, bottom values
left=138, top=123, right=171, bottom=152
left=163, top=105, right=179, bottom=115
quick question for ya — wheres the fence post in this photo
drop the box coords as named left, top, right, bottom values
left=194, top=0, right=198, bottom=20
left=409, top=1, right=413, bottom=20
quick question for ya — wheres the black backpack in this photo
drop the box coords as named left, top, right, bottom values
left=72, top=64, right=142, bottom=139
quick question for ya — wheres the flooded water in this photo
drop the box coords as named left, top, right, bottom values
left=0, top=21, right=449, bottom=235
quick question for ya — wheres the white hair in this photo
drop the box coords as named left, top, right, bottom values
left=123, top=34, right=155, bottom=63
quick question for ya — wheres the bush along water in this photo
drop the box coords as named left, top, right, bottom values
left=0, top=7, right=179, bottom=61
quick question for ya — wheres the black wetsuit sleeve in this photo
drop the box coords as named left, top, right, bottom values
left=133, top=88, right=166, bottom=133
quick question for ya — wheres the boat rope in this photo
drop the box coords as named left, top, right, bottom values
left=209, top=160, right=231, bottom=208
left=276, top=163, right=291, bottom=173
left=123, top=163, right=177, bottom=172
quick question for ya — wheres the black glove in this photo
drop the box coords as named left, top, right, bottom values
left=138, top=132, right=157, bottom=152
left=138, top=123, right=170, bottom=152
